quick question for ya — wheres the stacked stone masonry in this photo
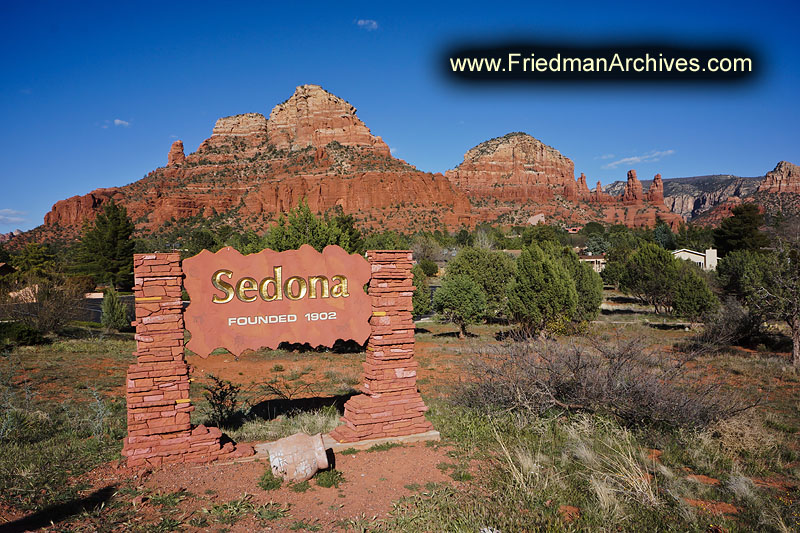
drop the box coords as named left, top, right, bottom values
left=329, top=250, right=434, bottom=442
left=122, top=253, right=253, bottom=467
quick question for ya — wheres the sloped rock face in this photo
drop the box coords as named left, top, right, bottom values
left=44, top=188, right=122, bottom=227
left=167, top=140, right=185, bottom=167
left=758, top=161, right=800, bottom=193
left=41, top=85, right=469, bottom=235
left=268, top=84, right=390, bottom=156
left=445, top=132, right=575, bottom=202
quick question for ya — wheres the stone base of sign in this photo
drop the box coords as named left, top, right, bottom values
left=329, top=251, right=435, bottom=443
left=123, top=253, right=254, bottom=467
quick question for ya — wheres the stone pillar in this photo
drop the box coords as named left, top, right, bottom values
left=330, top=250, right=434, bottom=442
left=122, top=253, right=252, bottom=467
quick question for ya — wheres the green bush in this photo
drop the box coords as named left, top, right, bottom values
left=315, top=468, right=345, bottom=488
left=418, top=258, right=438, bottom=277
left=101, top=287, right=130, bottom=331
left=411, top=264, right=431, bottom=317
left=258, top=468, right=282, bottom=491
left=445, top=247, right=515, bottom=318
left=507, top=243, right=577, bottom=335
left=433, top=274, right=487, bottom=337
left=0, top=322, right=46, bottom=346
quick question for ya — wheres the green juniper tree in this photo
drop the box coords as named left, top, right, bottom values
left=506, top=243, right=577, bottom=335
left=75, top=201, right=135, bottom=289
left=433, top=274, right=486, bottom=337
left=411, top=264, right=432, bottom=317
left=445, top=247, right=516, bottom=319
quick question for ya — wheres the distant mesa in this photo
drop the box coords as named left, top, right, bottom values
left=26, top=84, right=799, bottom=246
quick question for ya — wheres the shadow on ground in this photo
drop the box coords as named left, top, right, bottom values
left=0, top=486, right=117, bottom=533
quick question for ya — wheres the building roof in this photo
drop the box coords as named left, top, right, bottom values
left=671, top=248, right=706, bottom=257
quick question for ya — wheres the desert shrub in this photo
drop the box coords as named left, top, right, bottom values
left=433, top=274, right=486, bottom=337
left=101, top=287, right=130, bottom=331
left=411, top=264, right=431, bottom=317
left=454, top=336, right=754, bottom=430
left=681, top=298, right=761, bottom=356
left=418, top=258, right=439, bottom=277
left=671, top=262, right=719, bottom=321
left=315, top=468, right=345, bottom=488
left=618, top=243, right=679, bottom=314
left=0, top=274, right=83, bottom=334
left=202, top=374, right=241, bottom=428
left=0, top=322, right=46, bottom=346
left=507, top=244, right=577, bottom=335
left=541, top=242, right=603, bottom=323
left=445, top=247, right=515, bottom=318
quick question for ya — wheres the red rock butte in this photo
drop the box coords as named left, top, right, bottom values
left=41, top=84, right=689, bottom=238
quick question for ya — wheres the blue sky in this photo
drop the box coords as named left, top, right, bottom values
left=1, top=0, right=798, bottom=233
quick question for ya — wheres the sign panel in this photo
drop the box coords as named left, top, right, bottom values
left=183, top=245, right=372, bottom=357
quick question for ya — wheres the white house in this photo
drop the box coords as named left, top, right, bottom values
left=671, top=248, right=718, bottom=271
left=579, top=254, right=606, bottom=273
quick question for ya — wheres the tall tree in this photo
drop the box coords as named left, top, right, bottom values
left=713, top=203, right=770, bottom=256
left=411, top=264, right=432, bottom=317
left=11, top=243, right=56, bottom=279
left=76, top=201, right=135, bottom=289
left=541, top=242, right=603, bottom=323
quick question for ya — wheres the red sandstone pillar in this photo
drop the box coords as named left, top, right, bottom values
left=329, top=250, right=434, bottom=442
left=123, top=253, right=250, bottom=467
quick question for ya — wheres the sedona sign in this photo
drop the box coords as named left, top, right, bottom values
left=183, top=245, right=372, bottom=356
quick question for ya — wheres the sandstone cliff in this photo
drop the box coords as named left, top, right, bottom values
left=445, top=132, right=575, bottom=202
left=758, top=161, right=800, bottom=193
left=42, top=85, right=470, bottom=235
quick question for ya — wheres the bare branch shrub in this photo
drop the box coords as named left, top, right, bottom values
left=681, top=298, right=761, bottom=355
left=454, top=335, right=756, bottom=429
left=0, top=273, right=83, bottom=334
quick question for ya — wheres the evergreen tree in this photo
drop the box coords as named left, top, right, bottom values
left=672, top=263, right=719, bottom=322
left=76, top=201, right=135, bottom=289
left=101, top=287, right=131, bottom=331
left=619, top=242, right=679, bottom=314
left=446, top=247, right=516, bottom=319
left=507, top=243, right=577, bottom=335
left=433, top=274, right=486, bottom=337
left=713, top=203, right=770, bottom=256
left=653, top=221, right=677, bottom=249
left=411, top=264, right=432, bottom=317
left=585, top=233, right=610, bottom=255
left=543, top=242, right=603, bottom=323
left=11, top=243, right=57, bottom=279
left=262, top=201, right=363, bottom=253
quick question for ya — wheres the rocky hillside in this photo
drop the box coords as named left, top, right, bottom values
left=26, top=85, right=797, bottom=247
left=41, top=85, right=472, bottom=236
left=605, top=174, right=764, bottom=221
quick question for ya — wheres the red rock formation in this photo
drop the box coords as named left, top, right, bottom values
left=167, top=140, right=185, bottom=167
left=592, top=180, right=615, bottom=203
left=646, top=173, right=664, bottom=204
left=622, top=170, right=644, bottom=204
left=758, top=161, right=800, bottom=193
left=577, top=173, right=591, bottom=199
left=41, top=85, right=469, bottom=234
left=268, top=84, right=390, bottom=155
left=445, top=132, right=575, bottom=202
left=44, top=188, right=121, bottom=226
